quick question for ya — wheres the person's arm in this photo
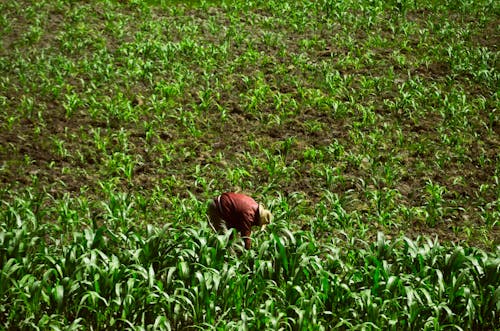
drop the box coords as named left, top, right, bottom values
left=241, top=230, right=252, bottom=249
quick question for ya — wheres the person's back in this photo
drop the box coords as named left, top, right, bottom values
left=207, top=192, right=272, bottom=249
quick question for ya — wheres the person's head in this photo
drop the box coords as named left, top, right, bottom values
left=258, top=204, right=273, bottom=230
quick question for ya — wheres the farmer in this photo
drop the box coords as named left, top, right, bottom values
left=207, top=192, right=272, bottom=249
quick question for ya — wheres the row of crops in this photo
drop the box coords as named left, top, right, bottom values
left=1, top=0, right=499, bottom=329
left=1, top=191, right=498, bottom=330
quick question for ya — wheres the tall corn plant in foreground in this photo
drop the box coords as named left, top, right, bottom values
left=1, top=192, right=499, bottom=330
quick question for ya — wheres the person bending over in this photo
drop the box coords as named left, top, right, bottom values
left=207, top=192, right=272, bottom=249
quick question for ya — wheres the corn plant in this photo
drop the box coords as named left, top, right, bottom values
left=1, top=0, right=499, bottom=329
left=1, top=193, right=499, bottom=329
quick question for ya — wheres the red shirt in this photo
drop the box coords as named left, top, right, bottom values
left=215, top=193, right=259, bottom=248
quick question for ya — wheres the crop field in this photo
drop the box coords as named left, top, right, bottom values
left=0, top=0, right=499, bottom=329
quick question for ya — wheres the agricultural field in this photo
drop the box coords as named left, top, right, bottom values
left=0, top=0, right=499, bottom=329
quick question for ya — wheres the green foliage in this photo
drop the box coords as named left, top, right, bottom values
left=1, top=196, right=499, bottom=329
left=0, top=0, right=499, bottom=329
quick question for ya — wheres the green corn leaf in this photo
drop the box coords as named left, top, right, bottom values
left=178, top=261, right=190, bottom=280
left=53, top=284, right=64, bottom=309
left=273, top=233, right=289, bottom=275
left=148, top=264, right=155, bottom=288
